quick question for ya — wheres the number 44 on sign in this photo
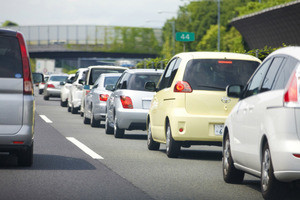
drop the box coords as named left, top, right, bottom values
left=175, top=32, right=195, bottom=42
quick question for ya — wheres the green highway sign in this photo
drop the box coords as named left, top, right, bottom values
left=175, top=32, right=195, bottom=42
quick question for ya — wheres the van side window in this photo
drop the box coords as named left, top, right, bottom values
left=273, top=57, right=298, bottom=90
left=261, top=57, right=285, bottom=92
left=243, top=58, right=272, bottom=98
left=167, top=58, right=181, bottom=88
left=157, top=58, right=177, bottom=91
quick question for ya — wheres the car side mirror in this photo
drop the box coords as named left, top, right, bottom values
left=84, top=85, right=90, bottom=90
left=66, top=79, right=73, bottom=84
left=105, top=84, right=115, bottom=91
left=78, top=79, right=85, bottom=85
left=145, top=82, right=156, bottom=92
left=60, top=81, right=66, bottom=86
left=226, top=85, right=243, bottom=98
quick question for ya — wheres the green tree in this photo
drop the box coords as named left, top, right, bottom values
left=2, top=20, right=18, bottom=27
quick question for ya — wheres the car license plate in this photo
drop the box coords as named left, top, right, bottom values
left=214, top=124, right=224, bottom=136
left=142, top=100, right=151, bottom=109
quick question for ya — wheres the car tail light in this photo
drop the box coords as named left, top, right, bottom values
left=284, top=70, right=300, bottom=107
left=86, top=90, right=90, bottom=95
left=120, top=96, right=133, bottom=109
left=293, top=154, right=300, bottom=158
left=47, top=84, right=55, bottom=88
left=17, top=32, right=33, bottom=95
left=174, top=81, right=192, bottom=93
left=100, top=94, right=109, bottom=101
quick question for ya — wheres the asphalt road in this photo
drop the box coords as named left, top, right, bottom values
left=1, top=91, right=299, bottom=200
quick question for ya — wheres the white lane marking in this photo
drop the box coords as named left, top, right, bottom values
left=40, top=115, right=53, bottom=123
left=66, top=137, right=104, bottom=160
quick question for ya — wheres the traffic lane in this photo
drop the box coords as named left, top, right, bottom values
left=0, top=115, right=153, bottom=200
left=36, top=97, right=265, bottom=200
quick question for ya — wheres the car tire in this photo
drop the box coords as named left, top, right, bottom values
left=43, top=95, right=49, bottom=100
left=39, top=89, right=43, bottom=95
left=147, top=121, right=160, bottom=150
left=105, top=118, right=114, bottom=134
left=91, top=114, right=100, bottom=127
left=71, top=106, right=78, bottom=114
left=165, top=122, right=180, bottom=158
left=223, top=134, right=245, bottom=183
left=17, top=143, right=33, bottom=167
left=67, top=105, right=71, bottom=112
left=261, top=142, right=287, bottom=200
left=60, top=100, right=67, bottom=107
left=114, top=117, right=124, bottom=138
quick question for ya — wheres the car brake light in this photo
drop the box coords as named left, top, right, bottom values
left=120, top=96, right=133, bottom=109
left=174, top=81, right=192, bottom=93
left=284, top=70, right=300, bottom=107
left=17, top=32, right=33, bottom=95
left=218, top=60, right=232, bottom=64
left=86, top=90, right=90, bottom=95
left=293, top=154, right=300, bottom=158
left=100, top=94, right=109, bottom=101
left=47, top=84, right=55, bottom=88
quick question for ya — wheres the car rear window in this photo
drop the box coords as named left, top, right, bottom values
left=49, top=76, right=68, bottom=82
left=90, top=68, right=126, bottom=85
left=104, top=76, right=120, bottom=87
left=183, top=59, right=260, bottom=91
left=0, top=36, right=23, bottom=78
left=127, top=73, right=161, bottom=91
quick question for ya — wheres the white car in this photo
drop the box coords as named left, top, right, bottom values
left=38, top=75, right=49, bottom=94
left=43, top=74, right=68, bottom=100
left=223, top=47, right=300, bottom=199
left=60, top=74, right=75, bottom=107
left=68, top=68, right=88, bottom=113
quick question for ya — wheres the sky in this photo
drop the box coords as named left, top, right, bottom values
left=0, top=0, right=186, bottom=28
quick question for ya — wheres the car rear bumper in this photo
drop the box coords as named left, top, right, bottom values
left=45, top=88, right=61, bottom=97
left=169, top=108, right=225, bottom=142
left=0, top=125, right=34, bottom=149
left=116, top=108, right=148, bottom=130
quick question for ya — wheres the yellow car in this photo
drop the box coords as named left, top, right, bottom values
left=146, top=52, right=261, bottom=158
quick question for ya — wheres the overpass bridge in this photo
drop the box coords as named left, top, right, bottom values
left=7, top=25, right=162, bottom=68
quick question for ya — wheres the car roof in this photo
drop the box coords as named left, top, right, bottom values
left=0, top=28, right=17, bottom=37
left=125, top=69, right=164, bottom=74
left=87, top=65, right=128, bottom=70
left=267, top=46, right=300, bottom=61
left=174, top=51, right=261, bottom=62
left=100, top=73, right=122, bottom=77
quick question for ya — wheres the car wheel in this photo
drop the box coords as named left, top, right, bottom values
left=71, top=106, right=78, bottom=114
left=17, top=143, right=33, bottom=167
left=91, top=114, right=100, bottom=127
left=43, top=95, right=49, bottom=100
left=105, top=117, right=114, bottom=134
left=165, top=122, right=180, bottom=158
left=67, top=105, right=71, bottom=112
left=147, top=121, right=160, bottom=150
left=261, top=142, right=287, bottom=200
left=60, top=100, right=67, bottom=107
left=39, top=89, right=43, bottom=95
left=223, top=134, right=244, bottom=183
left=114, top=117, right=124, bottom=138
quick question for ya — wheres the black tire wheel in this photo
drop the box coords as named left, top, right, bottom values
left=261, top=143, right=287, bottom=200
left=60, top=100, right=67, bottom=107
left=147, top=121, right=160, bottom=150
left=83, top=116, right=90, bottom=124
left=105, top=118, right=114, bottom=134
left=223, top=134, right=245, bottom=183
left=43, top=95, right=49, bottom=100
left=17, top=143, right=33, bottom=167
left=165, top=122, right=180, bottom=158
left=91, top=114, right=100, bottom=127
left=67, top=105, right=71, bottom=112
left=39, top=89, right=43, bottom=95
left=114, top=117, right=125, bottom=138
left=71, top=106, right=78, bottom=114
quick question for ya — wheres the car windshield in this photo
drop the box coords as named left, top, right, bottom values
left=183, top=59, right=260, bottom=91
left=49, top=76, right=68, bottom=82
left=0, top=36, right=22, bottom=78
left=127, top=73, right=161, bottom=91
left=104, top=76, right=120, bottom=87
left=90, top=68, right=126, bottom=85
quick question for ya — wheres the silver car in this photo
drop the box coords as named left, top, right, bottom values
left=106, top=69, right=163, bottom=138
left=43, top=74, right=68, bottom=100
left=83, top=73, right=122, bottom=127
left=0, top=29, right=35, bottom=166
left=223, top=47, right=300, bottom=199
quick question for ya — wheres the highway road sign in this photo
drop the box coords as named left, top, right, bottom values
left=175, top=32, right=195, bottom=42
